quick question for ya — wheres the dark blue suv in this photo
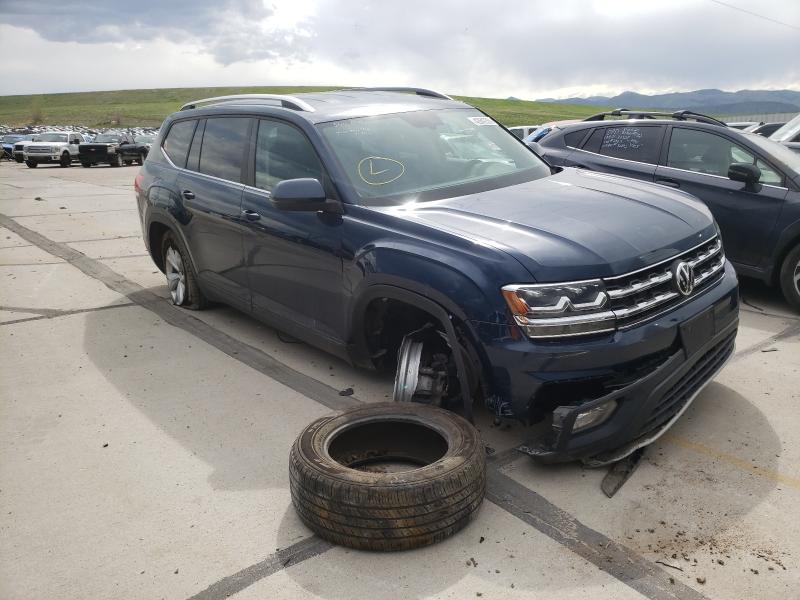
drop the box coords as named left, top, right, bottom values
left=135, top=89, right=739, bottom=464
left=533, top=110, right=800, bottom=310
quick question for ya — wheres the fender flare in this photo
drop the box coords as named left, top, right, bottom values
left=349, top=281, right=481, bottom=421
left=144, top=208, right=196, bottom=274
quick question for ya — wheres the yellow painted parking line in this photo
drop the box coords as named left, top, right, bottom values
left=663, top=434, right=800, bottom=491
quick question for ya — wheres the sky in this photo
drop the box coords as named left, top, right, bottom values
left=0, top=0, right=798, bottom=99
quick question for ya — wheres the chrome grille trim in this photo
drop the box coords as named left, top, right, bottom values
left=604, top=235, right=725, bottom=329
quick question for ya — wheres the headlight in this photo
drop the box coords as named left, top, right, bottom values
left=502, top=280, right=615, bottom=338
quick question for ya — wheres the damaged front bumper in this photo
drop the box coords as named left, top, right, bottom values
left=474, top=261, right=739, bottom=464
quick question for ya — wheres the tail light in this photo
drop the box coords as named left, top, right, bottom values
left=134, top=173, right=143, bottom=195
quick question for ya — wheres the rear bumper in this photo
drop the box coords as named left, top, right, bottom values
left=473, top=261, right=739, bottom=463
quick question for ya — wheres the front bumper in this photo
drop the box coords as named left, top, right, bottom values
left=25, top=155, right=61, bottom=163
left=473, top=261, right=739, bottom=463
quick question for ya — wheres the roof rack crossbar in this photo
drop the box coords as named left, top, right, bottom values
left=582, top=108, right=727, bottom=127
left=347, top=87, right=453, bottom=100
left=179, top=94, right=316, bottom=112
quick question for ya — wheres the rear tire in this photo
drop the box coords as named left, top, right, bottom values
left=779, top=244, right=800, bottom=312
left=110, top=154, right=122, bottom=167
left=25, top=160, right=37, bottom=168
left=290, top=402, right=486, bottom=551
left=135, top=152, right=145, bottom=166
left=81, top=162, right=91, bottom=168
left=59, top=152, right=71, bottom=168
left=160, top=230, right=207, bottom=309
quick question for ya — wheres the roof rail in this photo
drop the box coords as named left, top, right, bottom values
left=179, top=94, right=315, bottom=112
left=582, top=108, right=727, bottom=127
left=347, top=87, right=453, bottom=100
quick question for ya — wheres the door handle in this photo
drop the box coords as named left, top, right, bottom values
left=655, top=177, right=680, bottom=188
left=242, top=209, right=261, bottom=221
left=182, top=189, right=195, bottom=200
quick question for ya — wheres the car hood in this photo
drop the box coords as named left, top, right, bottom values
left=374, top=168, right=716, bottom=282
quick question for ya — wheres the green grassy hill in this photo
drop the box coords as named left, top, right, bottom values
left=0, top=87, right=610, bottom=128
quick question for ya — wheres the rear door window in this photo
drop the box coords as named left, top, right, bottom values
left=254, top=120, right=323, bottom=192
left=593, top=126, right=663, bottom=163
left=198, top=118, right=251, bottom=183
left=163, top=120, right=196, bottom=168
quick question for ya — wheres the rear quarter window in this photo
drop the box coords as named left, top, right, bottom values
left=163, top=120, right=197, bottom=168
left=564, top=129, right=590, bottom=148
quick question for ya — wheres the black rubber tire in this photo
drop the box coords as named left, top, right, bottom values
left=779, top=244, right=800, bottom=312
left=81, top=162, right=91, bottom=168
left=160, top=230, right=207, bottom=309
left=135, top=153, right=145, bottom=166
left=289, top=402, right=486, bottom=551
left=124, top=160, right=133, bottom=166
left=25, top=160, right=37, bottom=168
left=59, top=152, right=71, bottom=168
left=110, top=153, right=122, bottom=167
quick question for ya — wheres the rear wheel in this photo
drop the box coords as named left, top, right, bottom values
left=779, top=244, right=800, bottom=311
left=81, top=162, right=91, bottom=168
left=124, top=159, right=133, bottom=166
left=59, top=152, right=71, bottom=168
left=160, top=231, right=207, bottom=309
left=135, top=152, right=145, bottom=166
left=25, top=160, right=37, bottom=168
left=110, top=153, right=122, bottom=167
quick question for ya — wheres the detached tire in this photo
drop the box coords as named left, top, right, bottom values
left=289, top=402, right=485, bottom=551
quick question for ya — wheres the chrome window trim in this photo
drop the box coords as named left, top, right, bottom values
left=162, top=149, right=244, bottom=188
left=656, top=165, right=788, bottom=190
left=570, top=147, right=656, bottom=168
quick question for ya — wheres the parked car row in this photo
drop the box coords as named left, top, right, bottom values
left=528, top=109, right=800, bottom=308
left=11, top=130, right=157, bottom=168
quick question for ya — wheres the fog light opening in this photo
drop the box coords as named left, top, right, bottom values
left=572, top=399, right=618, bottom=432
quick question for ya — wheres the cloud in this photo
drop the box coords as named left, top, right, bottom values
left=0, top=0, right=313, bottom=64
left=0, top=0, right=798, bottom=97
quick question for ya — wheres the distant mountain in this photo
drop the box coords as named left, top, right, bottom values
left=537, top=89, right=800, bottom=115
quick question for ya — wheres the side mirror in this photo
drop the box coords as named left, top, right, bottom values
left=728, top=162, right=761, bottom=191
left=271, top=178, right=340, bottom=213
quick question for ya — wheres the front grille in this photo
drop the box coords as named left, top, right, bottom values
left=604, top=236, right=724, bottom=328
left=14, top=144, right=25, bottom=152
left=27, top=146, right=52, bottom=154
left=638, top=331, right=735, bottom=438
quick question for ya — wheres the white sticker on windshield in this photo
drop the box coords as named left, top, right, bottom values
left=468, top=116, right=493, bottom=126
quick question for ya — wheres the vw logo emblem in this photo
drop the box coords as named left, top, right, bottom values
left=673, top=261, right=695, bottom=296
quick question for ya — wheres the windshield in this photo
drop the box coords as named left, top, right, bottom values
left=38, top=133, right=68, bottom=142
left=2, top=135, right=23, bottom=143
left=318, top=108, right=550, bottom=203
left=134, top=135, right=155, bottom=143
left=769, top=114, right=800, bottom=143
left=94, top=133, right=122, bottom=143
left=745, top=133, right=800, bottom=178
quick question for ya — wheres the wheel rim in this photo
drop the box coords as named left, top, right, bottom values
left=164, top=246, right=186, bottom=305
left=794, top=257, right=800, bottom=296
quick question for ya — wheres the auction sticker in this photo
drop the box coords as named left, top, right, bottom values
left=468, top=116, right=493, bottom=126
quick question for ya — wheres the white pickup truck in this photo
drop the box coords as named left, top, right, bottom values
left=24, top=132, right=89, bottom=168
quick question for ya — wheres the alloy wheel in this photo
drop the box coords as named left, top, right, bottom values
left=794, top=257, right=800, bottom=296
left=165, top=246, right=186, bottom=305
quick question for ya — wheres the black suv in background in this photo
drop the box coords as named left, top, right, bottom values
left=135, top=90, right=739, bottom=464
left=534, top=110, right=800, bottom=309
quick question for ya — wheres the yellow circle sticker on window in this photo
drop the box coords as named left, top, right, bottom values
left=357, top=156, right=405, bottom=185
